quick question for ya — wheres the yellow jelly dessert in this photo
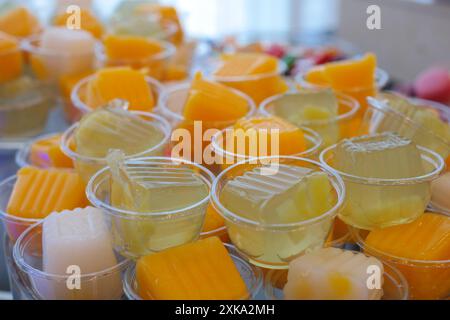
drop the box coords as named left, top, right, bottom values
left=332, top=132, right=430, bottom=230
left=219, top=164, right=336, bottom=267
left=71, top=104, right=167, bottom=181
left=107, top=151, right=210, bottom=257
left=284, top=248, right=384, bottom=300
left=376, top=92, right=450, bottom=160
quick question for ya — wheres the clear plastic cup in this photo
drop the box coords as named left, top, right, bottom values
left=351, top=212, right=450, bottom=300
left=123, top=243, right=263, bottom=300
left=0, top=175, right=39, bottom=243
left=60, top=111, right=171, bottom=183
left=22, top=35, right=96, bottom=82
left=363, top=96, right=450, bottom=161
left=71, top=73, right=164, bottom=115
left=159, top=82, right=256, bottom=172
left=320, top=144, right=444, bottom=230
left=13, top=221, right=130, bottom=300
left=264, top=252, right=409, bottom=300
left=108, top=18, right=179, bottom=43
left=0, top=42, right=53, bottom=139
left=260, top=92, right=360, bottom=147
left=325, top=218, right=351, bottom=248
left=86, top=157, right=215, bottom=259
left=3, top=234, right=37, bottom=300
left=211, top=125, right=322, bottom=170
left=211, top=156, right=346, bottom=269
left=296, top=67, right=389, bottom=116
left=95, top=40, right=176, bottom=81
left=209, top=59, right=289, bottom=105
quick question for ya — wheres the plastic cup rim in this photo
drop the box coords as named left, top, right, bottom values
left=211, top=155, right=346, bottom=229
left=259, top=91, right=361, bottom=126
left=123, top=243, right=263, bottom=300
left=70, top=73, right=165, bottom=114
left=95, top=39, right=176, bottom=65
left=210, top=125, right=323, bottom=161
left=264, top=249, right=410, bottom=300
left=12, top=220, right=131, bottom=281
left=159, top=82, right=257, bottom=123
left=86, top=157, right=216, bottom=218
left=60, top=111, right=171, bottom=163
left=319, top=143, right=445, bottom=186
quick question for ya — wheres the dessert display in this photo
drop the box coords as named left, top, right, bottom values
left=86, top=152, right=214, bottom=258
left=321, top=132, right=443, bottom=230
left=135, top=237, right=249, bottom=300
left=300, top=53, right=386, bottom=114
left=98, top=34, right=175, bottom=81
left=0, top=32, right=53, bottom=139
left=212, top=116, right=322, bottom=169
left=212, top=53, right=289, bottom=104
left=72, top=67, right=161, bottom=114
left=364, top=92, right=450, bottom=161
left=284, top=248, right=384, bottom=300
left=1, top=2, right=450, bottom=302
left=260, top=88, right=360, bottom=147
left=13, top=207, right=129, bottom=300
left=17, top=133, right=73, bottom=169
left=211, top=157, right=345, bottom=268
left=61, top=102, right=170, bottom=182
left=25, top=27, right=96, bottom=82
left=356, top=212, right=450, bottom=300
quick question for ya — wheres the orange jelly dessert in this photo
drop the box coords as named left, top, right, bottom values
left=104, top=35, right=164, bottom=61
left=0, top=31, right=22, bottom=84
left=86, top=67, right=155, bottom=111
left=54, top=9, right=104, bottom=39
left=29, top=134, right=73, bottom=169
left=364, top=213, right=450, bottom=299
left=136, top=237, right=248, bottom=300
left=0, top=6, right=40, bottom=38
left=304, top=53, right=377, bottom=114
left=231, top=117, right=307, bottom=156
left=7, top=167, right=88, bottom=219
left=183, top=72, right=249, bottom=122
left=214, top=53, right=288, bottom=104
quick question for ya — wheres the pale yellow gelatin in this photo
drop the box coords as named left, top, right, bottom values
left=334, top=132, right=429, bottom=230
left=108, top=152, right=209, bottom=258
left=265, top=89, right=339, bottom=147
left=73, top=105, right=167, bottom=181
left=284, top=247, right=384, bottom=300
left=377, top=93, right=450, bottom=160
left=220, top=164, right=335, bottom=268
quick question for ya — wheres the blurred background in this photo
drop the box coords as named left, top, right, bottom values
left=21, top=0, right=450, bottom=82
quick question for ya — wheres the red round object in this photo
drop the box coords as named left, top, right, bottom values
left=414, top=67, right=450, bottom=104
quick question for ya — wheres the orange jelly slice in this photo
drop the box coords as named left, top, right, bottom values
left=230, top=116, right=307, bottom=156
left=183, top=72, right=249, bottom=122
left=86, top=67, right=155, bottom=111
left=104, top=35, right=164, bottom=61
left=365, top=213, right=450, bottom=299
left=202, top=204, right=225, bottom=234
left=306, top=53, right=377, bottom=91
left=136, top=237, right=248, bottom=300
left=0, top=31, right=22, bottom=84
left=30, top=134, right=73, bottom=169
left=59, top=70, right=94, bottom=100
left=54, top=9, right=104, bottom=39
left=7, top=167, right=88, bottom=219
left=215, top=53, right=278, bottom=77
left=0, top=6, right=40, bottom=38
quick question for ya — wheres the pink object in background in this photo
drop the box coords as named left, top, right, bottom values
left=413, top=67, right=450, bottom=104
